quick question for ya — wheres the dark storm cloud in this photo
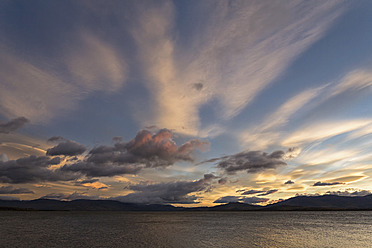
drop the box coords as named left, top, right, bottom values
left=285, top=180, right=295, bottom=184
left=313, top=181, right=344, bottom=186
left=112, top=174, right=217, bottom=204
left=0, top=155, right=79, bottom=183
left=202, top=150, right=286, bottom=174
left=61, top=129, right=208, bottom=177
left=257, top=189, right=278, bottom=196
left=0, top=186, right=34, bottom=194
left=0, top=117, right=29, bottom=133
left=46, top=138, right=86, bottom=156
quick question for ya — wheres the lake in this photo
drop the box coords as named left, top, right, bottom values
left=1, top=211, right=371, bottom=247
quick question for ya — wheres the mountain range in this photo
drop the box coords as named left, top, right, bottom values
left=1, top=194, right=372, bottom=211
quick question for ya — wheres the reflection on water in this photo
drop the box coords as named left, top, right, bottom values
left=0, top=211, right=371, bottom=247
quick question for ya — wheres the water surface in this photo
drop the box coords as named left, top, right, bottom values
left=1, top=211, right=371, bottom=247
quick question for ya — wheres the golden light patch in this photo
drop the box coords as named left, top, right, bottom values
left=288, top=185, right=306, bottom=191
left=0, top=142, right=46, bottom=159
left=255, top=173, right=277, bottom=184
left=332, top=175, right=367, bottom=183
left=289, top=169, right=304, bottom=179
left=82, top=181, right=109, bottom=189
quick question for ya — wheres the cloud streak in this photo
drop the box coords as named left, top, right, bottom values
left=213, top=196, right=269, bottom=204
left=0, top=186, right=34, bottom=194
left=313, top=181, right=344, bottom=186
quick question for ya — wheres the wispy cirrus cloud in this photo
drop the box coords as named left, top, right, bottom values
left=282, top=119, right=372, bottom=147
left=241, top=86, right=324, bottom=149
left=132, top=0, right=344, bottom=135
left=0, top=33, right=127, bottom=123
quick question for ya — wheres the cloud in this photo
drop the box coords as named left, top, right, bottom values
left=313, top=181, right=344, bottom=186
left=0, top=186, right=34, bottom=194
left=46, top=138, right=86, bottom=156
left=0, top=155, right=78, bottom=183
left=242, top=87, right=324, bottom=149
left=324, top=190, right=372, bottom=197
left=241, top=189, right=278, bottom=196
left=74, top=178, right=108, bottom=189
left=0, top=129, right=208, bottom=184
left=0, top=117, right=29, bottom=134
left=66, top=32, right=127, bottom=92
left=213, top=196, right=241, bottom=203
left=61, top=129, right=208, bottom=177
left=0, top=34, right=126, bottom=123
left=241, top=190, right=265, bottom=195
left=132, top=0, right=343, bottom=135
left=218, top=177, right=228, bottom=185
left=331, top=175, right=366, bottom=183
left=282, top=119, right=372, bottom=147
left=213, top=195, right=269, bottom=204
left=0, top=154, right=9, bottom=162
left=257, top=189, right=278, bottom=196
left=240, top=68, right=372, bottom=150
left=40, top=192, right=100, bottom=201
left=112, top=174, right=217, bottom=204
left=60, top=161, right=143, bottom=178
left=202, top=150, right=287, bottom=174
left=285, top=180, right=295, bottom=185
left=193, top=83, right=204, bottom=91
left=242, top=197, right=269, bottom=204
left=331, top=70, right=372, bottom=97
left=0, top=196, right=19, bottom=201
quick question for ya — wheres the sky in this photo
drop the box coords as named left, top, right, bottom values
left=1, top=0, right=372, bottom=206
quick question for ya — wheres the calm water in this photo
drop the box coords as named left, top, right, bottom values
left=1, top=211, right=371, bottom=248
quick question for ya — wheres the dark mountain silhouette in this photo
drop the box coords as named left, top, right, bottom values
left=0, top=195, right=371, bottom=211
left=266, top=194, right=372, bottom=210
left=0, top=199, right=179, bottom=211
left=190, top=202, right=262, bottom=211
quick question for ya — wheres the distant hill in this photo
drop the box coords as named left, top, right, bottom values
left=0, top=199, right=180, bottom=211
left=189, top=202, right=262, bottom=211
left=0, top=195, right=371, bottom=211
left=266, top=194, right=372, bottom=210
